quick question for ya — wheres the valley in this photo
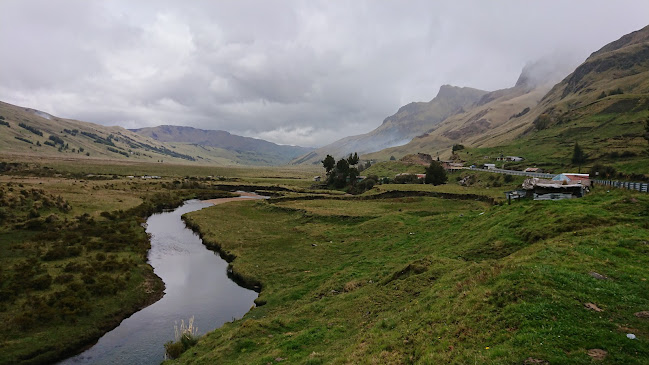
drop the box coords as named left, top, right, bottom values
left=1, top=12, right=648, bottom=365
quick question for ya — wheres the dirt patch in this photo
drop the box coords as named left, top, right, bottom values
left=634, top=311, right=649, bottom=318
left=587, top=348, right=608, bottom=361
left=584, top=302, right=604, bottom=312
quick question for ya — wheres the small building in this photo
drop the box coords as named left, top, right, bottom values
left=497, top=156, right=525, bottom=162
left=524, top=167, right=543, bottom=173
left=552, top=173, right=590, bottom=187
left=313, top=176, right=321, bottom=182
left=483, top=163, right=496, bottom=170
left=522, top=178, right=588, bottom=200
left=441, top=161, right=464, bottom=171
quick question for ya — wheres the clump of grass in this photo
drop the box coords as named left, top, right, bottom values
left=164, top=316, right=199, bottom=359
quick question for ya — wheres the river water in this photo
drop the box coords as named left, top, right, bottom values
left=61, top=199, right=258, bottom=365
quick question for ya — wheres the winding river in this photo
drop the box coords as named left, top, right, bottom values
left=61, top=196, right=260, bottom=365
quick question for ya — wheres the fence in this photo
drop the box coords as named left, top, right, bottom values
left=593, top=179, right=649, bottom=193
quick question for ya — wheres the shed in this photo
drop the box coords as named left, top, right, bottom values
left=483, top=163, right=496, bottom=170
left=522, top=178, right=588, bottom=200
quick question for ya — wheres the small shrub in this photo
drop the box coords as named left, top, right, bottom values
left=533, top=114, right=551, bottom=131
left=164, top=316, right=199, bottom=359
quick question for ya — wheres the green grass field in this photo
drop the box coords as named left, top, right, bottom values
left=175, top=187, right=649, bottom=364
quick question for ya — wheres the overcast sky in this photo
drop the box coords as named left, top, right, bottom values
left=1, top=1, right=648, bottom=147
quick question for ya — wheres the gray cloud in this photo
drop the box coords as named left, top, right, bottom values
left=1, top=0, right=648, bottom=147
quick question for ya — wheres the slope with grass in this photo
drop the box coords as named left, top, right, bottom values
left=0, top=101, right=310, bottom=166
left=130, top=125, right=313, bottom=165
left=366, top=25, right=649, bottom=175
left=174, top=186, right=649, bottom=364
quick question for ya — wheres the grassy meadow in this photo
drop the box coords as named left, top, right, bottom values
left=2, top=154, right=648, bottom=364
left=174, top=186, right=649, bottom=364
left=0, top=160, right=258, bottom=364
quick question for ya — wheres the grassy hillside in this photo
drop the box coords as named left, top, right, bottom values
left=131, top=125, right=313, bottom=165
left=364, top=85, right=550, bottom=162
left=364, top=25, right=649, bottom=175
left=454, top=94, right=649, bottom=176
left=175, top=186, right=649, bottom=364
left=0, top=101, right=308, bottom=166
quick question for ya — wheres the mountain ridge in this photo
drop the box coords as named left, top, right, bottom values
left=291, top=85, right=488, bottom=164
left=0, top=101, right=312, bottom=166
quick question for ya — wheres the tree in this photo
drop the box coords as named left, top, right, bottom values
left=424, top=161, right=448, bottom=186
left=322, top=155, right=335, bottom=175
left=347, top=152, right=359, bottom=166
left=571, top=142, right=587, bottom=172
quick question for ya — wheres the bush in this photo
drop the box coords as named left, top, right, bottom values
left=394, top=174, right=422, bottom=184
left=590, top=164, right=617, bottom=179
left=503, top=174, right=514, bottom=183
left=533, top=114, right=552, bottom=131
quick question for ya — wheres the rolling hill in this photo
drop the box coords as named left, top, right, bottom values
left=0, top=101, right=312, bottom=166
left=130, top=125, right=312, bottom=166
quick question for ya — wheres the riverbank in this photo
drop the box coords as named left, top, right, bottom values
left=172, top=188, right=649, bottom=364
left=61, top=200, right=257, bottom=364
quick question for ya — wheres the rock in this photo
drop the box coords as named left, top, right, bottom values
left=311, top=243, right=317, bottom=247
left=627, top=333, right=637, bottom=340
left=275, top=357, right=285, bottom=362
left=589, top=271, right=608, bottom=280
left=584, top=302, right=603, bottom=312
left=587, top=349, right=607, bottom=361
left=634, top=311, right=649, bottom=318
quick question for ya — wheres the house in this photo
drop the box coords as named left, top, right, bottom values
left=497, top=156, right=524, bottom=162
left=521, top=177, right=588, bottom=200
left=313, top=176, right=321, bottom=182
left=483, top=163, right=496, bottom=170
left=441, top=161, right=464, bottom=171
left=524, top=167, right=543, bottom=173
left=552, top=173, right=590, bottom=187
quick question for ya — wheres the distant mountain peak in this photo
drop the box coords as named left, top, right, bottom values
left=515, top=56, right=578, bottom=89
left=435, top=84, right=486, bottom=101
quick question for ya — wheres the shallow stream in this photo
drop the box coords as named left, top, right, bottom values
left=61, top=199, right=258, bottom=364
